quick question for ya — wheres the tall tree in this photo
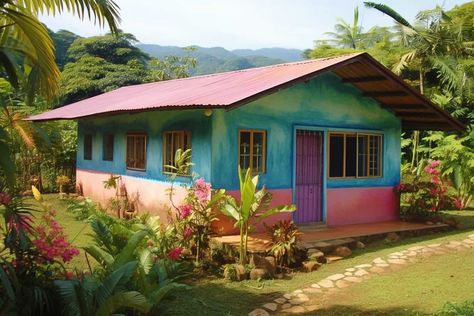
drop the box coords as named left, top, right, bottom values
left=325, top=6, right=363, bottom=49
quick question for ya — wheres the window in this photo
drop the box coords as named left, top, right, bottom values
left=239, top=130, right=266, bottom=174
left=328, top=132, right=382, bottom=178
left=163, top=131, right=191, bottom=174
left=103, top=134, right=114, bottom=161
left=126, top=133, right=147, bottom=170
left=83, top=134, right=92, bottom=160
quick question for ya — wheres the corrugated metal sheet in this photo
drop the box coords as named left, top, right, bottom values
left=27, top=52, right=465, bottom=132
left=28, top=53, right=362, bottom=121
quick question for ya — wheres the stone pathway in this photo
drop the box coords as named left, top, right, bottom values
left=248, top=234, right=474, bottom=316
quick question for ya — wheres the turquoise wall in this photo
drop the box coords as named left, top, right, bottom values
left=210, top=73, right=401, bottom=190
left=77, top=109, right=212, bottom=183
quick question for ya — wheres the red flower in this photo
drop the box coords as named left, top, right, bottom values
left=183, top=227, right=193, bottom=239
left=178, top=204, right=193, bottom=218
left=168, top=247, right=183, bottom=261
left=193, top=178, right=211, bottom=203
left=0, top=192, right=12, bottom=205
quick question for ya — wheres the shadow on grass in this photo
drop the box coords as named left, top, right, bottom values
left=284, top=305, right=431, bottom=316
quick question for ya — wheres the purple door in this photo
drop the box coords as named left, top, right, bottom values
left=294, top=130, right=323, bottom=224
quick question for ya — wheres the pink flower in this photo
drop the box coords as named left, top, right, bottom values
left=168, top=247, right=183, bottom=261
left=178, top=204, right=193, bottom=218
left=0, top=192, right=11, bottom=205
left=194, top=178, right=211, bottom=203
left=430, top=160, right=441, bottom=168
left=183, top=227, right=193, bottom=239
left=453, top=196, right=464, bottom=210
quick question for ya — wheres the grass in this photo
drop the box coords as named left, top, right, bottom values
left=7, top=195, right=474, bottom=315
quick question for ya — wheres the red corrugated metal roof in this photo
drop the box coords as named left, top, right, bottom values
left=28, top=53, right=363, bottom=121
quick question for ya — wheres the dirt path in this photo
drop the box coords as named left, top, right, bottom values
left=248, top=234, right=474, bottom=316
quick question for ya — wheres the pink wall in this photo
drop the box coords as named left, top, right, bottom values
left=213, top=189, right=293, bottom=235
left=326, top=186, right=399, bottom=226
left=76, top=169, right=187, bottom=220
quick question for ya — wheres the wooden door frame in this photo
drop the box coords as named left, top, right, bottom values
left=292, top=126, right=326, bottom=224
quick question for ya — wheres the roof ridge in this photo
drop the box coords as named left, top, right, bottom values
left=122, top=52, right=365, bottom=89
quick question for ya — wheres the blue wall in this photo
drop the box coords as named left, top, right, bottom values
left=77, top=109, right=212, bottom=183
left=210, top=73, right=401, bottom=190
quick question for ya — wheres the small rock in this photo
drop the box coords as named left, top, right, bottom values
left=354, top=269, right=369, bottom=276
left=428, top=243, right=441, bottom=248
left=274, top=273, right=285, bottom=279
left=373, top=257, right=386, bottom=264
left=468, top=234, right=474, bottom=239
left=250, top=268, right=268, bottom=280
left=284, top=306, right=305, bottom=314
left=345, top=267, right=356, bottom=272
left=325, top=255, right=343, bottom=263
left=274, top=297, right=286, bottom=304
left=355, top=264, right=372, bottom=269
left=356, top=241, right=366, bottom=249
left=385, top=232, right=400, bottom=242
left=327, top=273, right=345, bottom=281
left=283, top=294, right=292, bottom=300
left=332, top=246, right=352, bottom=257
left=281, top=303, right=291, bottom=309
left=335, top=280, right=350, bottom=288
left=406, top=251, right=418, bottom=257
left=306, top=305, right=319, bottom=312
left=318, top=279, right=334, bottom=288
left=303, top=287, right=322, bottom=294
left=463, top=239, right=474, bottom=244
left=250, top=255, right=275, bottom=276
left=293, top=289, right=303, bottom=294
left=408, top=246, right=425, bottom=251
left=310, top=283, right=321, bottom=288
left=302, top=261, right=321, bottom=272
left=344, top=272, right=352, bottom=276
left=376, top=263, right=389, bottom=268
left=263, top=303, right=278, bottom=312
left=369, top=266, right=385, bottom=273
left=307, top=249, right=325, bottom=263
left=388, top=258, right=406, bottom=265
left=449, top=241, right=462, bottom=246
left=344, top=276, right=363, bottom=283
left=248, top=308, right=270, bottom=316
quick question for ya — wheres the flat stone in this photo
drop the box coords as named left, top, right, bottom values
left=263, top=303, right=278, bottom=312
left=346, top=267, right=356, bottom=272
left=310, top=283, right=321, bottom=288
left=376, top=263, right=390, bottom=267
left=389, top=252, right=404, bottom=257
left=274, top=297, right=286, bottom=304
left=306, top=305, right=320, bottom=312
left=344, top=272, right=353, bottom=276
left=327, top=273, right=345, bottom=281
left=446, top=244, right=461, bottom=249
left=373, top=257, right=386, bottom=264
left=335, top=280, right=350, bottom=288
left=388, top=258, right=407, bottom=265
left=355, top=264, right=372, bottom=269
left=311, top=241, right=334, bottom=253
left=318, top=279, right=334, bottom=288
left=421, top=248, right=433, bottom=253
left=406, top=251, right=418, bottom=257
left=283, top=306, right=305, bottom=314
left=428, top=243, right=441, bottom=248
left=248, top=308, right=270, bottom=316
left=297, top=293, right=309, bottom=300
left=289, top=296, right=309, bottom=305
left=344, top=276, right=363, bottom=283
left=463, top=239, right=474, bottom=244
left=354, top=269, right=369, bottom=276
left=303, top=287, right=322, bottom=294
left=468, top=234, right=474, bottom=239
left=293, top=289, right=303, bottom=294
left=369, top=266, right=385, bottom=273
left=281, top=303, right=292, bottom=309
left=283, top=293, right=292, bottom=300
left=408, top=246, right=426, bottom=251
left=449, top=241, right=462, bottom=246
left=325, top=255, right=344, bottom=263
left=399, top=256, right=408, bottom=259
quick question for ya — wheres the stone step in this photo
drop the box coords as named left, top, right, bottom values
left=303, top=237, right=357, bottom=254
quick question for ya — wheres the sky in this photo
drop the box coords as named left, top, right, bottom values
left=40, top=0, right=471, bottom=50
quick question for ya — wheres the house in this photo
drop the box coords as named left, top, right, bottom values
left=29, top=52, right=464, bottom=234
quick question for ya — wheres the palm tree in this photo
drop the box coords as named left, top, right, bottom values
left=0, top=0, right=120, bottom=187
left=325, top=6, right=363, bottom=49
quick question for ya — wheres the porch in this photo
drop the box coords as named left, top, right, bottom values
left=212, top=220, right=450, bottom=254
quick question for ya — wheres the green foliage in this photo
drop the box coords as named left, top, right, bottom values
left=265, top=220, right=301, bottom=268
left=435, top=300, right=474, bottom=316
left=221, top=167, right=296, bottom=264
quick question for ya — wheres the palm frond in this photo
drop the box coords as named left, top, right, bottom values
left=364, top=2, right=413, bottom=29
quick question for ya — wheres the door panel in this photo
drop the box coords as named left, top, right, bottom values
left=295, top=130, right=323, bottom=224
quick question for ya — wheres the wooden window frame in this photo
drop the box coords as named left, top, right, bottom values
left=238, top=129, right=267, bottom=174
left=102, top=133, right=114, bottom=161
left=327, top=132, right=383, bottom=179
left=83, top=134, right=93, bottom=160
left=126, top=132, right=147, bottom=171
left=162, top=130, right=192, bottom=176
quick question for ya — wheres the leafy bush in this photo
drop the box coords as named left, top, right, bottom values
left=435, top=300, right=474, bottom=315
left=265, top=220, right=301, bottom=268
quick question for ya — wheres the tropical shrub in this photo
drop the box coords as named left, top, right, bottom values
left=221, top=167, right=296, bottom=264
left=396, top=160, right=451, bottom=221
left=435, top=300, right=474, bottom=315
left=265, top=220, right=301, bottom=268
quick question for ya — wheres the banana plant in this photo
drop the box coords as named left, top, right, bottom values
left=221, top=167, right=296, bottom=264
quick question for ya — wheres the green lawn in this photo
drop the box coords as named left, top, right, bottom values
left=16, top=195, right=474, bottom=315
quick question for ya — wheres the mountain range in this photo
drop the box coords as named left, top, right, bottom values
left=137, top=44, right=304, bottom=75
